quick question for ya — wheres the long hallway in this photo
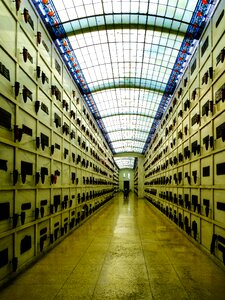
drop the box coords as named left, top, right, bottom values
left=0, top=193, right=225, bottom=300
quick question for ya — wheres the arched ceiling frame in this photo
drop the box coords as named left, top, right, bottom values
left=106, top=128, right=150, bottom=135
left=56, top=13, right=189, bottom=37
left=97, top=112, right=156, bottom=120
left=108, top=131, right=151, bottom=144
left=97, top=113, right=156, bottom=141
left=33, top=0, right=217, bottom=156
left=68, top=29, right=182, bottom=94
left=114, top=156, right=136, bottom=169
left=115, top=146, right=144, bottom=153
left=90, top=85, right=164, bottom=149
left=87, top=78, right=166, bottom=94
left=108, top=138, right=146, bottom=144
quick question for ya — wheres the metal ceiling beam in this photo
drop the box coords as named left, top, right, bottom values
left=109, top=138, right=146, bottom=144
left=114, top=148, right=144, bottom=154
left=89, top=81, right=166, bottom=94
left=107, top=128, right=150, bottom=134
left=97, top=112, right=156, bottom=120
left=114, top=153, right=144, bottom=158
left=55, top=13, right=188, bottom=37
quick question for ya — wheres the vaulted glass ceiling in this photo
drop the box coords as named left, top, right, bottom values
left=114, top=157, right=135, bottom=169
left=35, top=0, right=215, bottom=157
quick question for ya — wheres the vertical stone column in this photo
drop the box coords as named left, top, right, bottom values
left=138, top=157, right=145, bottom=198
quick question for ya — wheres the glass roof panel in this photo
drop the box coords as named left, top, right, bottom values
left=93, top=88, right=161, bottom=116
left=48, top=0, right=206, bottom=154
left=68, top=28, right=181, bottom=93
left=52, top=0, right=197, bottom=25
left=114, top=157, right=135, bottom=169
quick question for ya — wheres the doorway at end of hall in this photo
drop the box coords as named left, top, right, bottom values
left=123, top=181, right=130, bottom=191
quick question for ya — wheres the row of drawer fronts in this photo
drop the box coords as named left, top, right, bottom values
left=145, top=189, right=225, bottom=224
left=0, top=94, right=112, bottom=172
left=145, top=197, right=225, bottom=265
left=149, top=87, right=225, bottom=156
left=0, top=3, right=103, bottom=150
left=1, top=101, right=225, bottom=176
left=0, top=49, right=105, bottom=158
left=170, top=0, right=225, bottom=105
left=0, top=0, right=69, bottom=84
left=158, top=55, right=225, bottom=136
left=0, top=190, right=114, bottom=232
left=147, top=50, right=225, bottom=162
left=0, top=41, right=74, bottom=108
left=0, top=131, right=108, bottom=168
left=145, top=150, right=225, bottom=186
left=0, top=93, right=101, bottom=151
left=146, top=105, right=225, bottom=171
left=0, top=195, right=113, bottom=279
left=1, top=67, right=225, bottom=140
left=0, top=66, right=81, bottom=122
left=0, top=161, right=114, bottom=187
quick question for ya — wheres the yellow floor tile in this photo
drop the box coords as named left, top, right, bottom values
left=0, top=192, right=225, bottom=300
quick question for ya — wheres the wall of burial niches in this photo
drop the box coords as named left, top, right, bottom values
left=144, top=0, right=225, bottom=267
left=0, top=0, right=119, bottom=286
left=134, top=166, right=138, bottom=196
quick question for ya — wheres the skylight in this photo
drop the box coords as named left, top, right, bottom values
left=114, top=157, right=135, bottom=169
left=34, top=0, right=215, bottom=154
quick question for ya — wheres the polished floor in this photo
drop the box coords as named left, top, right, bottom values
left=0, top=192, right=225, bottom=300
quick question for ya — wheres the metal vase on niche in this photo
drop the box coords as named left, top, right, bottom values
left=36, top=66, right=41, bottom=78
left=35, top=101, right=40, bottom=114
left=35, top=172, right=40, bottom=185
left=35, top=208, right=39, bottom=220
left=37, top=31, right=42, bottom=44
left=40, top=206, right=44, bottom=218
left=22, top=88, right=28, bottom=103
left=12, top=257, right=18, bottom=272
left=14, top=81, right=20, bottom=96
left=23, top=8, right=29, bottom=23
left=14, top=125, right=23, bottom=142
left=41, top=72, right=46, bottom=84
left=22, top=48, right=28, bottom=62
left=15, top=0, right=21, bottom=11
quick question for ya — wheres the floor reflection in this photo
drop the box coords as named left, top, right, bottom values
left=0, top=192, right=225, bottom=300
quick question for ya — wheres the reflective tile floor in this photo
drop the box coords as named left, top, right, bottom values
left=1, top=192, right=225, bottom=299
